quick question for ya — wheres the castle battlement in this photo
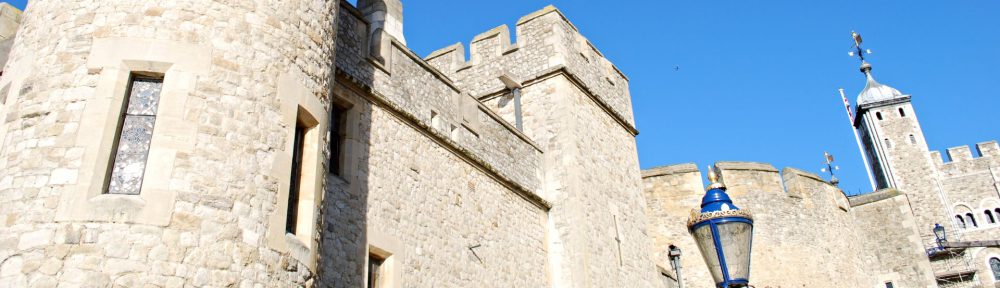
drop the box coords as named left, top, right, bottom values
left=929, top=140, right=999, bottom=166
left=423, top=6, right=637, bottom=134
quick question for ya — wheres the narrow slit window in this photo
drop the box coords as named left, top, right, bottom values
left=991, top=258, right=1000, bottom=280
left=909, top=134, right=916, bottom=144
left=898, top=107, right=905, bottom=117
left=329, top=105, right=347, bottom=176
left=286, top=119, right=308, bottom=234
left=106, top=77, right=163, bottom=195
left=876, top=112, right=883, bottom=120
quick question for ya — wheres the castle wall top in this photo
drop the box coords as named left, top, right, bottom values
left=422, top=5, right=637, bottom=134
left=335, top=2, right=548, bottom=207
left=930, top=140, right=1000, bottom=168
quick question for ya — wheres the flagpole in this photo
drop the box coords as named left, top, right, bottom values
left=840, top=88, right=877, bottom=192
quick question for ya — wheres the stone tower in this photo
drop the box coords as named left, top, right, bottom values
left=0, top=1, right=338, bottom=287
left=851, top=61, right=949, bottom=230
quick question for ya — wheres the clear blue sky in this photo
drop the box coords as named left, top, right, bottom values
left=9, top=1, right=997, bottom=196
left=401, top=1, right=999, bottom=196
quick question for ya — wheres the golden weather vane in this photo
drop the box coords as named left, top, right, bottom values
left=848, top=31, right=872, bottom=62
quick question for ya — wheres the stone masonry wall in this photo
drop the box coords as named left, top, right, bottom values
left=849, top=189, right=938, bottom=287
left=319, top=81, right=549, bottom=286
left=0, top=0, right=338, bottom=287
left=643, top=162, right=936, bottom=288
left=335, top=3, right=660, bottom=287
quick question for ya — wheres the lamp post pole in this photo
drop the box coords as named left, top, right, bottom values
left=669, top=245, right=684, bottom=288
left=687, top=166, right=755, bottom=288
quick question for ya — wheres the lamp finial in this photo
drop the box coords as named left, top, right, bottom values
left=706, top=165, right=726, bottom=190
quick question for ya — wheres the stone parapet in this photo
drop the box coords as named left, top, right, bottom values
left=334, top=2, right=545, bottom=203
left=423, top=5, right=636, bottom=134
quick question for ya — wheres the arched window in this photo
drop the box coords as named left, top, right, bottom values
left=991, top=258, right=1000, bottom=280
left=995, top=208, right=1000, bottom=218
left=898, top=108, right=906, bottom=117
left=986, top=210, right=996, bottom=224
left=876, top=112, right=883, bottom=120
left=956, top=215, right=967, bottom=229
left=966, top=213, right=978, bottom=228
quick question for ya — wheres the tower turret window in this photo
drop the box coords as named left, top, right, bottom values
left=956, top=215, right=966, bottom=229
left=985, top=210, right=996, bottom=224
left=105, top=76, right=163, bottom=195
left=898, top=108, right=906, bottom=117
left=909, top=134, right=916, bottom=144
left=876, top=112, right=883, bottom=120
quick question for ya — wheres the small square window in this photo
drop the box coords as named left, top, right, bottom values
left=884, top=281, right=893, bottom=288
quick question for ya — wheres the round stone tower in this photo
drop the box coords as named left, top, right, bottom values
left=0, top=1, right=338, bottom=287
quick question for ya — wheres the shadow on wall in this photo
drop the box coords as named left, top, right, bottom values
left=316, top=0, right=379, bottom=286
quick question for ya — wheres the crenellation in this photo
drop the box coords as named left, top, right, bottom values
left=468, top=25, right=517, bottom=65
left=929, top=150, right=944, bottom=166
left=421, top=5, right=636, bottom=133
left=946, top=145, right=974, bottom=162
left=423, top=42, right=465, bottom=78
left=976, top=140, right=999, bottom=157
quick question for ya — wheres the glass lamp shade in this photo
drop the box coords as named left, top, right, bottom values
left=933, top=223, right=946, bottom=243
left=688, top=186, right=754, bottom=288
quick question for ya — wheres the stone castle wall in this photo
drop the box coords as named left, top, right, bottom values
left=0, top=0, right=339, bottom=287
left=331, top=2, right=658, bottom=287
left=642, top=162, right=936, bottom=288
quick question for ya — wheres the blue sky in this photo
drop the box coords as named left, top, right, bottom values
left=401, top=1, right=999, bottom=196
left=9, top=1, right=996, bottom=196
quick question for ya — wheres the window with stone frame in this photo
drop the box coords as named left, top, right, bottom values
left=286, top=111, right=320, bottom=236
left=105, top=76, right=163, bottom=195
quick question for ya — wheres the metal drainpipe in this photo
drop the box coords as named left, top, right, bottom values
left=512, top=87, right=523, bottom=131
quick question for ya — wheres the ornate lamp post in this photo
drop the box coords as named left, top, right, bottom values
left=687, top=167, right=754, bottom=288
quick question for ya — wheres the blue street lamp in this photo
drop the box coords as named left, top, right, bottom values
left=687, top=167, right=754, bottom=288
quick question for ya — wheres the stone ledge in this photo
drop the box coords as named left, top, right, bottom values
left=715, top=161, right=778, bottom=172
left=641, top=163, right=699, bottom=178
left=848, top=188, right=902, bottom=207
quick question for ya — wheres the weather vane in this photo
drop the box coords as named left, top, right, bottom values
left=821, top=152, right=840, bottom=186
left=848, top=31, right=872, bottom=62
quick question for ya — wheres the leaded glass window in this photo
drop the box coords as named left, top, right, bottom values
left=106, top=77, right=162, bottom=195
